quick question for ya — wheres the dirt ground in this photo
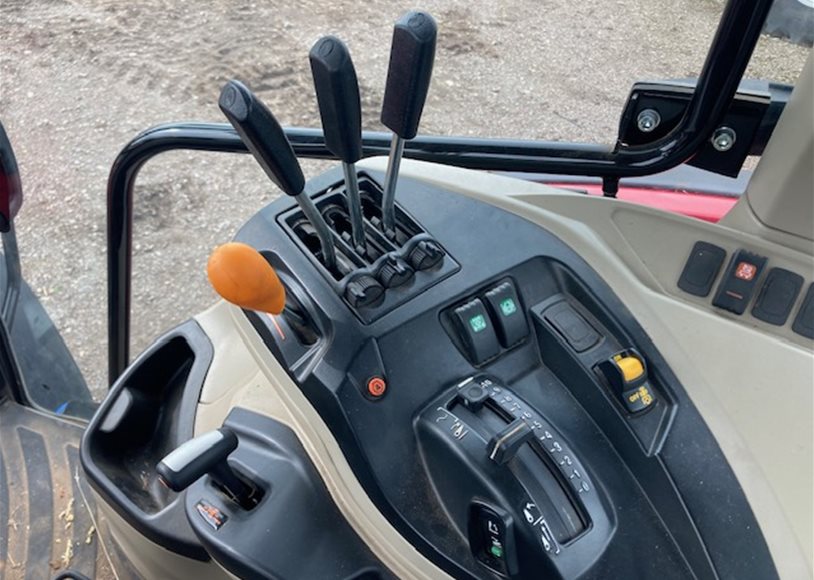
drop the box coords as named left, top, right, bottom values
left=0, top=0, right=809, bottom=399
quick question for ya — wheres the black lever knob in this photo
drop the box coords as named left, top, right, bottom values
left=218, top=80, right=305, bottom=196
left=309, top=36, right=363, bottom=164
left=487, top=419, right=534, bottom=465
left=157, top=428, right=258, bottom=509
left=381, top=11, right=438, bottom=139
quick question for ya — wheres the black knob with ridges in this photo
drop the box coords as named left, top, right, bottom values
left=378, top=256, right=414, bottom=288
left=345, top=274, right=385, bottom=308
left=408, top=239, right=445, bottom=270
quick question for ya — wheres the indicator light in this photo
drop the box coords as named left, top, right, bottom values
left=469, top=314, right=488, bottom=333
left=499, top=298, right=517, bottom=316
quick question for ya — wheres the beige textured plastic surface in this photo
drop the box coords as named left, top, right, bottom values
left=194, top=302, right=452, bottom=580
left=94, top=494, right=235, bottom=580
left=357, top=156, right=813, bottom=579
left=727, top=50, right=813, bottom=243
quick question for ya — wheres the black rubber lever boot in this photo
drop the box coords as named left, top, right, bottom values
left=218, top=80, right=337, bottom=271
left=381, top=11, right=438, bottom=140
left=157, top=427, right=259, bottom=510
left=309, top=36, right=367, bottom=252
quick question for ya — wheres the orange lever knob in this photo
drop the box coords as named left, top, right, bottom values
left=207, top=242, right=286, bottom=315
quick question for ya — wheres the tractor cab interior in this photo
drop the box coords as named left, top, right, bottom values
left=0, top=1, right=811, bottom=579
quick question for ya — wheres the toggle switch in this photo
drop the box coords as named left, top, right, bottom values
left=595, top=349, right=656, bottom=413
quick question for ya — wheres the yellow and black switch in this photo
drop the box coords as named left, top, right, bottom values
left=595, top=349, right=656, bottom=414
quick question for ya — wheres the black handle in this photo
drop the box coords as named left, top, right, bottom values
left=218, top=80, right=305, bottom=196
left=380, top=11, right=437, bottom=140
left=157, top=428, right=238, bottom=492
left=309, top=36, right=363, bottom=164
left=0, top=122, right=23, bottom=232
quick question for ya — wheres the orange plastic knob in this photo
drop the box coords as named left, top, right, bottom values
left=207, top=242, right=286, bottom=315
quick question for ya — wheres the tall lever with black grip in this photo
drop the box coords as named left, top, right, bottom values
left=219, top=80, right=337, bottom=271
left=380, top=11, right=437, bottom=240
left=309, top=36, right=367, bottom=253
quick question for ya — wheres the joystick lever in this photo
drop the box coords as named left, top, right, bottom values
left=380, top=11, right=437, bottom=240
left=157, top=428, right=259, bottom=510
left=219, top=80, right=337, bottom=271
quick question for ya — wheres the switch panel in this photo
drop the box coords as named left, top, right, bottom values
left=751, top=267, right=803, bottom=326
left=484, top=281, right=529, bottom=347
left=712, top=249, right=767, bottom=314
left=678, top=241, right=726, bottom=297
left=468, top=502, right=518, bottom=577
left=452, top=298, right=501, bottom=365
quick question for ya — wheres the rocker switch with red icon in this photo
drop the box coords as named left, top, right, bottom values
left=712, top=249, right=767, bottom=315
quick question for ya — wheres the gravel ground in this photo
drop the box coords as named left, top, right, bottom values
left=0, top=0, right=808, bottom=399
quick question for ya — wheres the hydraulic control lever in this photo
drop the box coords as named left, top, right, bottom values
left=219, top=80, right=337, bottom=271
left=157, top=428, right=260, bottom=510
left=380, top=11, right=437, bottom=240
left=309, top=36, right=366, bottom=253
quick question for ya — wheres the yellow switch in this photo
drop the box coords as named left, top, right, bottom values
left=207, top=242, right=286, bottom=315
left=614, top=355, right=644, bottom=383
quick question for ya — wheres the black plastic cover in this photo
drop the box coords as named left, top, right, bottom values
left=712, top=249, right=767, bottom=314
left=542, top=300, right=601, bottom=353
left=792, top=283, right=814, bottom=339
left=751, top=267, right=803, bottom=326
left=380, top=11, right=437, bottom=139
left=678, top=241, right=726, bottom=297
left=218, top=80, right=305, bottom=196
left=309, top=36, right=363, bottom=164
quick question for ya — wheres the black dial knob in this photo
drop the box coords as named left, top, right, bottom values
left=378, top=256, right=414, bottom=288
left=344, top=274, right=385, bottom=308
left=408, top=240, right=444, bottom=270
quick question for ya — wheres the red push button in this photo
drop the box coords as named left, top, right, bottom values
left=367, top=376, right=387, bottom=398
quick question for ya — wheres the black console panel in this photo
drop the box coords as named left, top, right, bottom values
left=227, top=167, right=777, bottom=579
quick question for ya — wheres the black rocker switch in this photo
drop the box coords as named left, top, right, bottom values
left=751, top=267, right=803, bottom=326
left=712, top=249, right=767, bottom=314
left=157, top=428, right=260, bottom=510
left=678, top=241, right=726, bottom=297
left=484, top=281, right=529, bottom=347
left=792, top=284, right=814, bottom=339
left=487, top=418, right=535, bottom=465
left=453, top=298, right=501, bottom=365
